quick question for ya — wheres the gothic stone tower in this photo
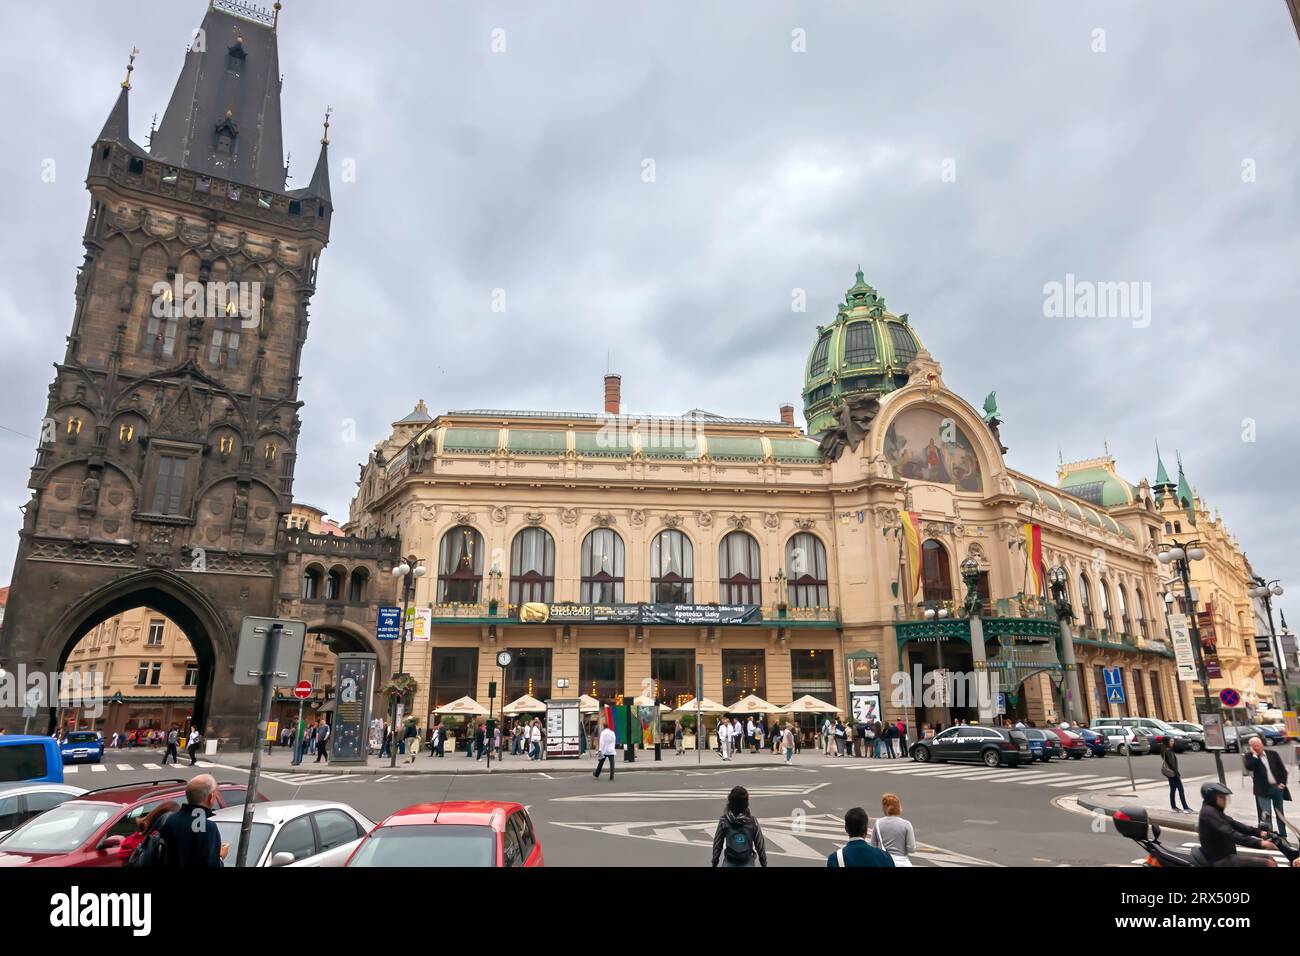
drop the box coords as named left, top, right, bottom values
left=0, top=1, right=337, bottom=741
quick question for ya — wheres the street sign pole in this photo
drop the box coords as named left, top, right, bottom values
left=487, top=680, right=496, bottom=771
left=235, top=622, right=283, bottom=868
left=696, top=663, right=703, bottom=766
left=292, top=698, right=305, bottom=766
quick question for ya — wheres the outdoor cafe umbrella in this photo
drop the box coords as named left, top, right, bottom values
left=433, top=695, right=489, bottom=716
left=502, top=694, right=547, bottom=715
left=672, top=696, right=728, bottom=714
left=577, top=695, right=602, bottom=713
left=632, top=695, right=672, bottom=713
left=780, top=694, right=843, bottom=714
left=727, top=693, right=782, bottom=715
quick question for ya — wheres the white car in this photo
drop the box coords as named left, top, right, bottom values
left=1092, top=725, right=1151, bottom=755
left=0, top=783, right=86, bottom=840
left=211, top=800, right=373, bottom=867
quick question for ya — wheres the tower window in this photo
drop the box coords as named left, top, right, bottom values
left=809, top=334, right=832, bottom=377
left=887, top=324, right=918, bottom=365
left=843, top=323, right=878, bottom=365
left=149, top=454, right=188, bottom=515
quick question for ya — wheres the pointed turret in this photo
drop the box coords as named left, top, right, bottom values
left=96, top=48, right=139, bottom=147
left=299, top=109, right=332, bottom=204
left=1152, top=442, right=1175, bottom=503
left=150, top=1, right=285, bottom=190
left=1175, top=451, right=1196, bottom=527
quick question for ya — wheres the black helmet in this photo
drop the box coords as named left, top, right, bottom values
left=1201, top=781, right=1232, bottom=802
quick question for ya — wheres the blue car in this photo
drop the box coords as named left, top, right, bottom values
left=1253, top=724, right=1286, bottom=747
left=58, top=731, right=104, bottom=764
left=1074, top=727, right=1108, bottom=757
left=0, top=735, right=64, bottom=784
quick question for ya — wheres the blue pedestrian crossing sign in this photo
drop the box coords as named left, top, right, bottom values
left=1103, top=667, right=1125, bottom=704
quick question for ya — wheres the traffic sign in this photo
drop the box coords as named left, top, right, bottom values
left=1103, top=667, right=1126, bottom=704
left=1219, top=688, right=1240, bottom=708
left=376, top=606, right=401, bottom=641
left=233, top=617, right=305, bottom=687
left=293, top=680, right=313, bottom=700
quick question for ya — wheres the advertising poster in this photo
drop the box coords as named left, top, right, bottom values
left=405, top=605, right=432, bottom=642
left=1166, top=613, right=1198, bottom=682
left=851, top=692, right=881, bottom=724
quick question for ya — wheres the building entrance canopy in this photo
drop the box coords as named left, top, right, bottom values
left=519, top=602, right=761, bottom=626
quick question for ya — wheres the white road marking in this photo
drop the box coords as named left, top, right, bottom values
left=802, top=800, right=815, bottom=808
left=539, top=773, right=553, bottom=779
left=143, top=763, right=162, bottom=770
left=116, top=764, right=132, bottom=770
left=552, top=782, right=830, bottom=803
left=91, top=764, right=107, bottom=773
left=64, top=766, right=78, bottom=774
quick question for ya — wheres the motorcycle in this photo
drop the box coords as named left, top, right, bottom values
left=1114, top=804, right=1300, bottom=866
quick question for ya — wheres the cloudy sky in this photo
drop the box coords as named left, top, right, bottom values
left=1, top=1, right=1297, bottom=625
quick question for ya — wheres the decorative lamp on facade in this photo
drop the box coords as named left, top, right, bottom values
left=960, top=556, right=981, bottom=615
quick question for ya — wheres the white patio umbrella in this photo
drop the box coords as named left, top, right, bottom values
left=433, top=695, right=488, bottom=716
left=577, top=695, right=602, bottom=713
left=780, top=694, right=843, bottom=714
left=727, top=693, right=782, bottom=715
left=501, top=694, right=547, bottom=715
left=632, top=695, right=672, bottom=713
left=672, top=696, right=728, bottom=714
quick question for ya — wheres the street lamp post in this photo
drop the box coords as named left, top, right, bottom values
left=1047, top=566, right=1085, bottom=725
left=1248, top=576, right=1286, bottom=705
left=389, top=555, right=426, bottom=769
left=1157, top=540, right=1223, bottom=783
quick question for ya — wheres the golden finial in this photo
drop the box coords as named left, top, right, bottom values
left=321, top=105, right=332, bottom=146
left=274, top=1, right=283, bottom=29
left=121, top=47, right=139, bottom=90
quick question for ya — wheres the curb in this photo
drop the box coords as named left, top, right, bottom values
left=1076, top=792, right=1199, bottom=833
left=208, top=754, right=781, bottom=778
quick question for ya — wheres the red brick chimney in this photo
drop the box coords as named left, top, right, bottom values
left=604, top=373, right=622, bottom=415
left=779, top=403, right=795, bottom=426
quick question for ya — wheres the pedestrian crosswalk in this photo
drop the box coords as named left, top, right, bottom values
left=823, top=760, right=1167, bottom=792
left=64, top=761, right=217, bottom=775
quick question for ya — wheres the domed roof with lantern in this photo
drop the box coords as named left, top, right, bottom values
left=801, top=269, right=925, bottom=436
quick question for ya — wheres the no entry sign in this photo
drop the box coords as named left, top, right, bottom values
left=293, top=680, right=313, bottom=700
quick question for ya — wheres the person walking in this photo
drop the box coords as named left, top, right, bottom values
left=833, top=718, right=847, bottom=757
left=781, top=722, right=795, bottom=766
left=869, top=793, right=917, bottom=866
left=186, top=725, right=201, bottom=766
left=155, top=775, right=228, bottom=867
left=897, top=718, right=909, bottom=759
left=473, top=722, right=486, bottom=761
left=314, top=719, right=330, bottom=763
left=1161, top=741, right=1193, bottom=813
left=593, top=720, right=617, bottom=780
left=711, top=786, right=767, bottom=867
left=822, top=717, right=833, bottom=756
left=674, top=723, right=684, bottom=755
left=162, top=724, right=180, bottom=765
left=1243, top=735, right=1290, bottom=838
left=827, top=807, right=895, bottom=867
left=718, top=718, right=732, bottom=761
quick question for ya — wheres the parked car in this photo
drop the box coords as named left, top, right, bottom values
left=346, top=801, right=544, bottom=867
left=1092, top=717, right=1189, bottom=754
left=1073, top=727, right=1109, bottom=757
left=210, top=801, right=372, bottom=867
left=1093, top=724, right=1152, bottom=755
left=0, top=779, right=264, bottom=867
left=1252, top=724, right=1286, bottom=747
left=59, top=732, right=104, bottom=764
left=0, top=783, right=86, bottom=840
left=0, top=736, right=63, bottom=785
left=1045, top=727, right=1088, bottom=760
left=1019, top=728, right=1061, bottom=762
left=1224, top=724, right=1261, bottom=753
left=1167, top=722, right=1206, bottom=752
left=910, top=726, right=1032, bottom=767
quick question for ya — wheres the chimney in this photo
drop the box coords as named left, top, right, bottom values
left=604, top=373, right=622, bottom=415
left=779, top=403, right=795, bottom=426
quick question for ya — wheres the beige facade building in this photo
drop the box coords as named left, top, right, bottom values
left=347, top=272, right=1195, bottom=740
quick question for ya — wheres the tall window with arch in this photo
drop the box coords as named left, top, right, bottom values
left=509, top=527, right=555, bottom=603
left=1099, top=578, right=1113, bottom=631
left=921, top=539, right=953, bottom=604
left=581, top=528, right=624, bottom=603
left=437, top=525, right=484, bottom=603
left=145, top=274, right=179, bottom=359
left=719, top=531, right=761, bottom=604
left=785, top=532, right=828, bottom=607
left=1135, top=588, right=1149, bottom=638
left=1078, top=574, right=1094, bottom=629
left=1117, top=584, right=1130, bottom=635
left=650, top=529, right=693, bottom=603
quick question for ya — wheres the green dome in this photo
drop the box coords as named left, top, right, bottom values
left=802, top=269, right=923, bottom=435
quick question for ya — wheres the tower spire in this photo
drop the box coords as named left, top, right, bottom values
left=121, top=46, right=138, bottom=90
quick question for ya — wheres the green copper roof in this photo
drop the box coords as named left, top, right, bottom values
left=1038, top=489, right=1064, bottom=513
left=443, top=427, right=499, bottom=453
left=706, top=436, right=764, bottom=461
left=1014, top=479, right=1041, bottom=503
left=506, top=429, right=567, bottom=455
left=1058, top=465, right=1135, bottom=507
left=769, top=438, right=822, bottom=462
left=1154, top=446, right=1171, bottom=486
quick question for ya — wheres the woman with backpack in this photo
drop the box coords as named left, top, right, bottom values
left=710, top=786, right=768, bottom=867
left=120, top=800, right=180, bottom=864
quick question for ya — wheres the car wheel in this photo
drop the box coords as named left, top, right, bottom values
left=982, top=749, right=1001, bottom=768
left=1119, top=745, right=1129, bottom=755
left=1190, top=741, right=1203, bottom=752
left=913, top=746, right=931, bottom=763
left=1071, top=753, right=1083, bottom=760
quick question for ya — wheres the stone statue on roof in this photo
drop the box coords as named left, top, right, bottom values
left=982, top=390, right=1008, bottom=456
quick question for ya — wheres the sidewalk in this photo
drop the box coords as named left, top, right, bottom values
left=1077, top=772, right=1271, bottom=834
left=207, top=744, right=878, bottom=777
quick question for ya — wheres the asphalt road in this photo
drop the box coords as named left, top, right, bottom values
left=56, top=746, right=1246, bottom=867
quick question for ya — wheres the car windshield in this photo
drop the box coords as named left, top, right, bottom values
left=0, top=801, right=116, bottom=852
left=213, top=820, right=273, bottom=866
left=348, top=824, right=495, bottom=867
left=64, top=733, right=99, bottom=744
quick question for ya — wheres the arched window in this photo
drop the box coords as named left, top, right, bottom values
left=1117, top=584, right=1130, bottom=634
left=1164, top=521, right=1172, bottom=533
left=1099, top=579, right=1113, bottom=631
left=650, top=530, right=693, bottom=603
left=348, top=568, right=369, bottom=604
left=786, top=533, right=828, bottom=607
left=1135, top=588, right=1149, bottom=638
left=1078, top=574, right=1094, bottom=629
left=438, top=526, right=484, bottom=603
left=921, top=540, right=953, bottom=604
left=510, top=528, right=555, bottom=603
left=326, top=566, right=346, bottom=601
left=581, top=529, right=624, bottom=602
left=719, top=531, right=761, bottom=605
left=302, top=564, right=323, bottom=600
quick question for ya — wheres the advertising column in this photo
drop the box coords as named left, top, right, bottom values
left=331, top=654, right=377, bottom=765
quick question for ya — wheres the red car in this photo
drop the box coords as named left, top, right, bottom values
left=346, top=801, right=544, bottom=868
left=0, top=779, right=263, bottom=867
left=1045, top=727, right=1087, bottom=760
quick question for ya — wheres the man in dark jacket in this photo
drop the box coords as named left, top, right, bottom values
left=1197, top=782, right=1276, bottom=867
left=828, top=807, right=895, bottom=867
left=157, top=774, right=225, bottom=867
left=1242, top=736, right=1290, bottom=838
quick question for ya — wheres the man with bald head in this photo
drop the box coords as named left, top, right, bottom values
left=156, top=773, right=227, bottom=866
left=1243, top=734, right=1290, bottom=840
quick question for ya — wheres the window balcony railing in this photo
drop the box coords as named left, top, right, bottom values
left=894, top=593, right=1059, bottom=623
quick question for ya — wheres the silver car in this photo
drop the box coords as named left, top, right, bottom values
left=0, top=783, right=87, bottom=840
left=1167, top=722, right=1206, bottom=752
left=1093, top=725, right=1152, bottom=755
left=211, top=800, right=373, bottom=867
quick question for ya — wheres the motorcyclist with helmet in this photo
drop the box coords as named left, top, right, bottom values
left=1197, top=781, right=1282, bottom=867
